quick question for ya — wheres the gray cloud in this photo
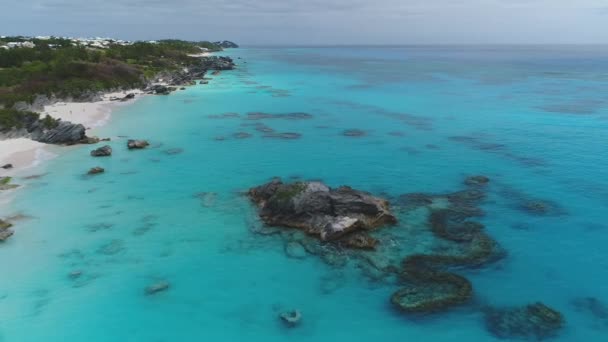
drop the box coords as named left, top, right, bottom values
left=1, top=0, right=607, bottom=44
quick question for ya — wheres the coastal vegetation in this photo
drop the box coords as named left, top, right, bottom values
left=0, top=108, right=39, bottom=131
left=0, top=38, right=235, bottom=138
left=0, top=39, right=222, bottom=107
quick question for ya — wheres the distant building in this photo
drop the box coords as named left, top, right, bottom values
left=0, top=35, right=133, bottom=49
left=6, top=41, right=35, bottom=48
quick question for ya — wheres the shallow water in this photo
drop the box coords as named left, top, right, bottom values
left=1, top=46, right=608, bottom=341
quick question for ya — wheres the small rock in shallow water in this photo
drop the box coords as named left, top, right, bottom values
left=1, top=164, right=13, bottom=169
left=121, top=93, right=135, bottom=101
left=90, top=145, right=112, bottom=157
left=127, top=139, right=150, bottom=150
left=81, top=136, right=110, bottom=144
left=87, top=167, right=105, bottom=175
left=145, top=281, right=170, bottom=295
left=248, top=179, right=396, bottom=242
left=279, top=310, right=302, bottom=327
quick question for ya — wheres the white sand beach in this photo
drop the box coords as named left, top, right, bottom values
left=43, top=90, right=145, bottom=129
left=0, top=139, right=47, bottom=172
left=187, top=52, right=211, bottom=58
left=0, top=89, right=146, bottom=176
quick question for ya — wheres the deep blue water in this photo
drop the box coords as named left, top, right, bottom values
left=1, top=46, right=608, bottom=341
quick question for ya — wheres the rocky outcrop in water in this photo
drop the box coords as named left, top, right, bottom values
left=90, top=145, right=112, bottom=157
left=127, top=139, right=149, bottom=149
left=248, top=179, right=397, bottom=242
left=248, top=175, right=557, bottom=327
left=87, top=167, right=105, bottom=175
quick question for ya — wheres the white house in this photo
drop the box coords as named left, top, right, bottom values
left=6, top=41, right=35, bottom=48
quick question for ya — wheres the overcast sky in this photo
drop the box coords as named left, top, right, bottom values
left=1, top=0, right=607, bottom=44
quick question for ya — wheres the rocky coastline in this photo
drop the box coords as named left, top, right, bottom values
left=0, top=56, right=235, bottom=147
left=0, top=54, right=237, bottom=234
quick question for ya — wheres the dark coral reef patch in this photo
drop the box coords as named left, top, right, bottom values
left=391, top=178, right=504, bottom=314
left=247, top=175, right=563, bottom=330
left=484, top=302, right=565, bottom=340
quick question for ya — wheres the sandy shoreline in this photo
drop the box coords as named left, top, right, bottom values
left=0, top=51, right=219, bottom=209
left=187, top=52, right=211, bottom=58
left=0, top=90, right=146, bottom=179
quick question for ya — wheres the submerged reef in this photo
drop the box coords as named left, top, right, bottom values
left=391, top=209, right=500, bottom=313
left=484, top=302, right=565, bottom=340
left=247, top=176, right=563, bottom=330
left=571, top=297, right=608, bottom=328
left=343, top=129, right=367, bottom=137
left=390, top=177, right=504, bottom=313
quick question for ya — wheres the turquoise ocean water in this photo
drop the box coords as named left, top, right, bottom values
left=1, top=46, right=608, bottom=341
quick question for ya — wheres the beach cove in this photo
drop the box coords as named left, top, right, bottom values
left=0, top=46, right=607, bottom=341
